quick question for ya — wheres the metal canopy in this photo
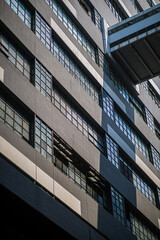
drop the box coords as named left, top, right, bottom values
left=108, top=4, right=160, bottom=84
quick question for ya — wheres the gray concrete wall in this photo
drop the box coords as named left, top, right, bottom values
left=0, top=0, right=160, bottom=239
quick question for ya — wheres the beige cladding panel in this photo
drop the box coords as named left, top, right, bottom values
left=36, top=167, right=54, bottom=194
left=135, top=154, right=160, bottom=188
left=0, top=136, right=81, bottom=215
left=158, top=219, right=160, bottom=229
left=54, top=181, right=81, bottom=215
left=0, top=66, right=4, bottom=82
left=118, top=0, right=132, bottom=17
left=0, top=136, right=36, bottom=179
left=62, top=0, right=77, bottom=18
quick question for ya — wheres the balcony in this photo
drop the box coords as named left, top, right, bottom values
left=107, top=4, right=160, bottom=84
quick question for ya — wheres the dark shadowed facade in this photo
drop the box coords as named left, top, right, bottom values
left=0, top=0, right=160, bottom=239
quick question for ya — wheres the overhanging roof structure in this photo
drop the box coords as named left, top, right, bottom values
left=108, top=4, right=160, bottom=84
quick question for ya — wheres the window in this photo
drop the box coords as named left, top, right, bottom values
left=45, top=0, right=96, bottom=61
left=155, top=121, right=160, bottom=140
left=111, top=186, right=125, bottom=225
left=33, top=61, right=102, bottom=153
left=0, top=96, right=30, bottom=141
left=108, top=74, right=158, bottom=140
left=127, top=213, right=159, bottom=240
left=110, top=70, right=144, bottom=120
left=145, top=107, right=155, bottom=133
left=102, top=90, right=114, bottom=121
left=141, top=81, right=149, bottom=92
left=52, top=89, right=104, bottom=153
left=97, top=48, right=110, bottom=76
left=35, top=117, right=53, bottom=162
left=92, top=9, right=102, bottom=31
left=106, top=134, right=119, bottom=168
left=141, top=82, right=160, bottom=108
left=102, top=81, right=156, bottom=169
left=52, top=131, right=106, bottom=206
left=0, top=35, right=30, bottom=79
left=115, top=111, right=149, bottom=160
left=34, top=116, right=106, bottom=207
left=54, top=150, right=106, bottom=206
left=129, top=97, right=144, bottom=120
left=35, top=12, right=99, bottom=104
left=110, top=71, right=130, bottom=102
left=35, top=12, right=52, bottom=50
left=150, top=146, right=160, bottom=171
left=5, top=0, right=32, bottom=28
left=35, top=60, right=52, bottom=100
left=50, top=39, right=99, bottom=104
left=120, top=158, right=156, bottom=206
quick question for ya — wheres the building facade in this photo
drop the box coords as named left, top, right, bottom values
left=0, top=0, right=160, bottom=239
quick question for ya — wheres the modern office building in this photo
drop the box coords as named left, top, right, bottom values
left=0, top=0, right=160, bottom=239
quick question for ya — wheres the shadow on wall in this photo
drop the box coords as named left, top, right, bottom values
left=97, top=73, right=138, bottom=239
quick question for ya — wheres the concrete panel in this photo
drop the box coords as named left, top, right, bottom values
left=135, top=154, right=160, bottom=188
left=0, top=136, right=36, bottom=180
left=54, top=180, right=81, bottom=215
left=53, top=167, right=88, bottom=219
left=0, top=66, right=4, bottom=82
left=36, top=167, right=54, bottom=194
left=35, top=38, right=53, bottom=73
left=136, top=188, right=160, bottom=229
left=86, top=195, right=99, bottom=228
left=62, top=0, right=77, bottom=18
